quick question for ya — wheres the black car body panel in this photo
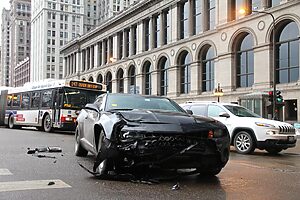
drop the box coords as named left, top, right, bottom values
left=76, top=93, right=230, bottom=175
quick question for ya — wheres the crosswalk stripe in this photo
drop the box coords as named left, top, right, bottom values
left=0, top=169, right=12, bottom=176
left=0, top=179, right=71, bottom=192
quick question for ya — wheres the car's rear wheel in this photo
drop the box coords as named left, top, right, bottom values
left=43, top=114, right=52, bottom=132
left=75, top=125, right=88, bottom=157
left=234, top=131, right=255, bottom=154
left=266, top=147, right=282, bottom=155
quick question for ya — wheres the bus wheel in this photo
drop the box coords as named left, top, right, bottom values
left=8, top=115, right=15, bottom=129
left=43, top=114, right=52, bottom=133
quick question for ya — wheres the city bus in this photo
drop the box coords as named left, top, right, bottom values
left=0, top=79, right=106, bottom=132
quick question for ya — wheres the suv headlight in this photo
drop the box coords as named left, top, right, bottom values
left=255, top=122, right=275, bottom=128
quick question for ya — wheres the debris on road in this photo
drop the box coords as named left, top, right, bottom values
left=172, top=182, right=180, bottom=190
left=34, top=154, right=57, bottom=159
left=48, top=181, right=55, bottom=186
left=27, top=146, right=62, bottom=154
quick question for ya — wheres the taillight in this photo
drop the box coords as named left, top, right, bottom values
left=208, top=130, right=214, bottom=138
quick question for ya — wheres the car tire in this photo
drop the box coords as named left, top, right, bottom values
left=8, top=115, right=15, bottom=129
left=233, top=131, right=255, bottom=154
left=96, top=129, right=111, bottom=176
left=75, top=125, right=88, bottom=157
left=43, top=114, right=52, bottom=133
left=266, top=148, right=282, bottom=155
left=198, top=168, right=222, bottom=176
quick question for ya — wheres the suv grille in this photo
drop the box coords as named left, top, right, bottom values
left=278, top=126, right=295, bottom=134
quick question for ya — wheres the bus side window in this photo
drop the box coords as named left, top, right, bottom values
left=41, top=90, right=52, bottom=108
left=31, top=92, right=41, bottom=108
left=21, top=93, right=30, bottom=109
left=12, top=94, right=21, bottom=108
left=6, top=95, right=12, bottom=107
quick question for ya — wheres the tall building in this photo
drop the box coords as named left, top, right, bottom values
left=61, top=0, right=300, bottom=122
left=9, top=0, right=31, bottom=87
left=96, top=0, right=140, bottom=25
left=0, top=8, right=11, bottom=86
left=30, top=0, right=85, bottom=81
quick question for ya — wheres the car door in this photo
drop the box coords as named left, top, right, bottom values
left=207, top=105, right=233, bottom=133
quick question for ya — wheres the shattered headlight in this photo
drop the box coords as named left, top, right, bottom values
left=121, top=131, right=144, bottom=139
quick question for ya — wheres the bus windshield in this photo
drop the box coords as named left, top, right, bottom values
left=63, top=88, right=102, bottom=109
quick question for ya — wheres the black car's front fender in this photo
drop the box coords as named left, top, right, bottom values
left=97, top=113, right=121, bottom=140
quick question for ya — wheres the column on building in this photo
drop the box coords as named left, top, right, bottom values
left=159, top=10, right=164, bottom=45
left=102, top=40, right=106, bottom=65
left=85, top=48, right=89, bottom=71
left=90, top=45, right=94, bottom=69
left=190, top=62, right=200, bottom=95
left=123, top=30, right=128, bottom=57
left=65, top=56, right=69, bottom=77
left=202, top=0, right=209, bottom=32
left=69, top=55, right=73, bottom=75
left=167, top=64, right=179, bottom=97
left=93, top=43, right=98, bottom=68
left=170, top=3, right=179, bottom=42
left=76, top=50, right=81, bottom=73
left=189, top=0, right=195, bottom=36
left=149, top=17, right=153, bottom=50
left=218, top=0, right=231, bottom=24
left=151, top=69, right=159, bottom=96
left=136, top=22, right=143, bottom=54
left=113, top=34, right=118, bottom=60
left=73, top=53, right=77, bottom=74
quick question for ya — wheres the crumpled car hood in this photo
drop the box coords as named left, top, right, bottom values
left=117, top=110, right=223, bottom=134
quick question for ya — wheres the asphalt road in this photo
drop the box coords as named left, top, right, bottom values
left=0, top=127, right=299, bottom=200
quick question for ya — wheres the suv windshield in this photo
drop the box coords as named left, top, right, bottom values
left=105, top=94, right=185, bottom=113
left=224, top=105, right=260, bottom=118
left=63, top=88, right=102, bottom=109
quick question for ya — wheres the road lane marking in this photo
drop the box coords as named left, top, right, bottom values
left=0, top=169, right=12, bottom=176
left=0, top=179, right=71, bottom=192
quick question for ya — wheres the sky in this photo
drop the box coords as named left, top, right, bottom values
left=0, top=0, right=11, bottom=41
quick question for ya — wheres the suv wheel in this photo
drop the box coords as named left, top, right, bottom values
left=234, top=131, right=255, bottom=154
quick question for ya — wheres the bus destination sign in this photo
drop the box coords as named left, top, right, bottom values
left=69, top=81, right=103, bottom=90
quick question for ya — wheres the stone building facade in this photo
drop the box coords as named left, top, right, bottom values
left=61, top=0, right=300, bottom=122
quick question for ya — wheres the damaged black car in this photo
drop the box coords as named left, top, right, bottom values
left=75, top=93, right=230, bottom=177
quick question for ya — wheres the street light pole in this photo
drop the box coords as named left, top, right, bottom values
left=252, top=11, right=276, bottom=119
left=239, top=9, right=277, bottom=119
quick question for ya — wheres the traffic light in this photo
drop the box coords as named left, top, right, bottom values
left=276, top=90, right=283, bottom=103
left=268, top=91, right=273, bottom=102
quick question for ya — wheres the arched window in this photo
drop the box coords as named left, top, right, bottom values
left=117, top=68, right=124, bottom=93
left=276, top=21, right=299, bottom=84
left=96, top=74, right=103, bottom=83
left=158, top=57, right=169, bottom=96
left=143, top=61, right=152, bottom=95
left=105, top=72, right=112, bottom=93
left=201, top=45, right=215, bottom=92
left=88, top=76, right=94, bottom=82
left=128, top=65, right=136, bottom=94
left=178, top=51, right=192, bottom=94
left=236, top=33, right=254, bottom=88
left=82, top=78, right=86, bottom=81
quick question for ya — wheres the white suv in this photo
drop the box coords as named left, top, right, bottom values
left=180, top=101, right=297, bottom=154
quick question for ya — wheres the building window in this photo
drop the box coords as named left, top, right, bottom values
left=125, top=29, right=130, bottom=57
left=158, top=57, right=169, bottom=96
left=179, top=51, right=192, bottom=94
left=117, top=68, right=124, bottom=93
left=132, top=25, right=137, bottom=55
left=143, top=61, right=152, bottom=95
left=276, top=21, right=299, bottom=84
left=179, top=0, right=189, bottom=39
left=201, top=45, right=215, bottom=92
left=118, top=32, right=123, bottom=59
left=97, top=74, right=103, bottom=83
left=128, top=65, right=136, bottom=94
left=163, top=9, right=170, bottom=45
left=88, top=76, right=94, bottom=82
left=270, top=0, right=281, bottom=7
left=193, top=0, right=202, bottom=34
left=144, top=18, right=150, bottom=51
left=252, top=0, right=262, bottom=10
left=153, top=15, right=161, bottom=48
left=106, top=72, right=112, bottom=93
left=208, top=0, right=215, bottom=30
left=236, top=33, right=254, bottom=88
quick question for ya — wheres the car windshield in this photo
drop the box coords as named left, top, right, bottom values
left=63, top=88, right=103, bottom=109
left=105, top=94, right=185, bottom=113
left=224, top=105, right=260, bottom=117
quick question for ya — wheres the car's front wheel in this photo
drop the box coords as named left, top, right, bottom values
left=75, top=125, right=88, bottom=157
left=234, top=131, right=255, bottom=154
left=95, top=129, right=112, bottom=176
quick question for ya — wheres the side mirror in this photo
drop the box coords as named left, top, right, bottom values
left=219, top=112, right=230, bottom=118
left=186, top=110, right=193, bottom=115
left=85, top=103, right=100, bottom=113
